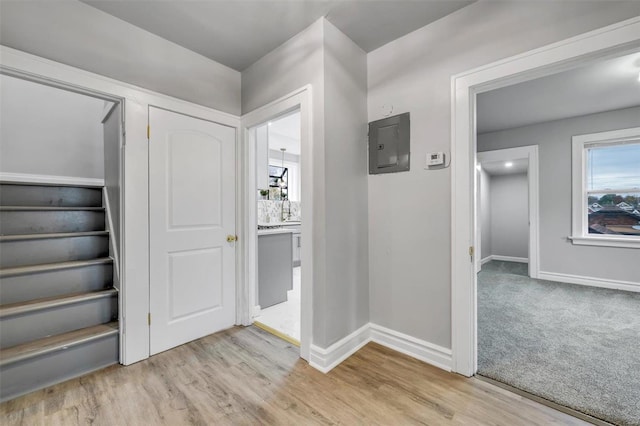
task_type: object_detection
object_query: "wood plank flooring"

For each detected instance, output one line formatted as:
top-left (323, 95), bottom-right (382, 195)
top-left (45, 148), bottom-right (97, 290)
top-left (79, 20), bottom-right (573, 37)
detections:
top-left (1, 326), bottom-right (588, 425)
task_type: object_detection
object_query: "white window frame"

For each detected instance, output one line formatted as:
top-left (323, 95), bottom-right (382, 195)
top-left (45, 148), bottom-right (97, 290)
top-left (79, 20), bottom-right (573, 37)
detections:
top-left (571, 127), bottom-right (640, 249)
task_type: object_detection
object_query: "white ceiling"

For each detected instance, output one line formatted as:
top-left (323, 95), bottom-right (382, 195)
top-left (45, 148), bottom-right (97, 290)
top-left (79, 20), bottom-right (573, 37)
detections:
top-left (480, 159), bottom-right (528, 176)
top-left (82, 0), bottom-right (473, 71)
top-left (268, 111), bottom-right (301, 156)
top-left (477, 51), bottom-right (640, 134)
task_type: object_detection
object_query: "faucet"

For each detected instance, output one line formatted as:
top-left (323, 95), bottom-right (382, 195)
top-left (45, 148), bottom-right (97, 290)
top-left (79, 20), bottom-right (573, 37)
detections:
top-left (281, 198), bottom-right (291, 222)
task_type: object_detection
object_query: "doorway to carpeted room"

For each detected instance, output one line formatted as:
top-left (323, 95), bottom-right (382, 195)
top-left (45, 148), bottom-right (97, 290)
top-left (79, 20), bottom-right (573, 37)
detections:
top-left (477, 260), bottom-right (640, 426)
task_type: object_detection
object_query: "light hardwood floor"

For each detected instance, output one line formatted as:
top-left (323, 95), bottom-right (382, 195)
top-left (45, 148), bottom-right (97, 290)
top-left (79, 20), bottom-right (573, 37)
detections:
top-left (1, 326), bottom-right (588, 425)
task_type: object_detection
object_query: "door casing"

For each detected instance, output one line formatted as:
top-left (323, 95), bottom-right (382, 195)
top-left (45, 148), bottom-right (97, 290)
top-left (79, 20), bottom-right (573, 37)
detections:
top-left (239, 86), bottom-right (314, 361)
top-left (451, 17), bottom-right (640, 377)
top-left (476, 145), bottom-right (539, 278)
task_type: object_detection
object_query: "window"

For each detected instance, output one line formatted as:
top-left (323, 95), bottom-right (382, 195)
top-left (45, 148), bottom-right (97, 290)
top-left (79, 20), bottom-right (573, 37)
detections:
top-left (571, 127), bottom-right (640, 248)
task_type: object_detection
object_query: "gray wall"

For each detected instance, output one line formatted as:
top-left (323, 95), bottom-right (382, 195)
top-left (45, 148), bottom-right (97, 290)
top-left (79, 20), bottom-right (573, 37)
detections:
top-left (322, 20), bottom-right (369, 347)
top-left (490, 173), bottom-right (529, 259)
top-left (480, 169), bottom-right (491, 262)
top-left (243, 19), bottom-right (369, 348)
top-left (243, 20), bottom-right (329, 346)
top-left (367, 1), bottom-right (640, 349)
top-left (0, 75), bottom-right (104, 179)
top-left (478, 107), bottom-right (640, 283)
top-left (0, 1), bottom-right (241, 115)
top-left (242, 20), bottom-right (325, 115)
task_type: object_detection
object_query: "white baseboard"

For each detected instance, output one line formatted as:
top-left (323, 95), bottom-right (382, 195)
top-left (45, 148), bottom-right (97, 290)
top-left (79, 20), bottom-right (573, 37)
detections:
top-left (309, 323), bottom-right (370, 373)
top-left (309, 322), bottom-right (452, 374)
top-left (369, 324), bottom-right (452, 372)
top-left (251, 305), bottom-right (261, 318)
top-left (480, 256), bottom-right (493, 265)
top-left (489, 255), bottom-right (528, 263)
top-left (538, 271), bottom-right (639, 293)
top-left (0, 172), bottom-right (104, 187)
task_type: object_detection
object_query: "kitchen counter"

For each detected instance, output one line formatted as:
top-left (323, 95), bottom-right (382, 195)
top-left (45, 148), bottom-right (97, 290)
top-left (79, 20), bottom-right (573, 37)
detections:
top-left (258, 220), bottom-right (300, 227)
top-left (257, 220), bottom-right (301, 236)
top-left (257, 228), bottom-right (296, 236)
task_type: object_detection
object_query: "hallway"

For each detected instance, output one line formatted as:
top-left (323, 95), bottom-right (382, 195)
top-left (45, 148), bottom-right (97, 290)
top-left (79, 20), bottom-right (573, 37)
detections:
top-left (1, 325), bottom-right (584, 425)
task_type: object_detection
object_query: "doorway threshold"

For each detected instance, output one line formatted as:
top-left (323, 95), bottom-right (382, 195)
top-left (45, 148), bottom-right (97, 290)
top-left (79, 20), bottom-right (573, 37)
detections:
top-left (253, 321), bottom-right (300, 347)
top-left (475, 374), bottom-right (613, 426)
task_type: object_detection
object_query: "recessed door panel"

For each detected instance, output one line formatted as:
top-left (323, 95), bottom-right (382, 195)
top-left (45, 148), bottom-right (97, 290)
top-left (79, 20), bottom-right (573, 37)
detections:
top-left (168, 248), bottom-right (222, 321)
top-left (168, 133), bottom-right (222, 228)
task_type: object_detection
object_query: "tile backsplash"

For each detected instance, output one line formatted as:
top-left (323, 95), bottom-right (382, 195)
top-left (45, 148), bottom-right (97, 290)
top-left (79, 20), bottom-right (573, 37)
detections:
top-left (258, 200), bottom-right (301, 223)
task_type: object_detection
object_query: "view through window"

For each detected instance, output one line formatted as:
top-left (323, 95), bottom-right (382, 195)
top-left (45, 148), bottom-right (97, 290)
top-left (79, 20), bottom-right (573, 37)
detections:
top-left (586, 141), bottom-right (640, 236)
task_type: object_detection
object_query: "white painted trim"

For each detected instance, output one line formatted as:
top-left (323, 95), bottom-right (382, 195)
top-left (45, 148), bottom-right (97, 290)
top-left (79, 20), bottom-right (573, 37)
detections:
top-left (104, 187), bottom-right (123, 362)
top-left (477, 144), bottom-right (539, 279)
top-left (571, 127), bottom-right (640, 249)
top-left (369, 324), bottom-right (452, 372)
top-left (309, 324), bottom-right (370, 373)
top-left (240, 85), bottom-right (313, 362)
top-left (489, 255), bottom-right (528, 264)
top-left (252, 305), bottom-right (261, 318)
top-left (538, 271), bottom-right (639, 293)
top-left (309, 323), bottom-right (453, 374)
top-left (451, 17), bottom-right (640, 377)
top-left (101, 102), bottom-right (118, 123)
top-left (0, 172), bottom-right (104, 187)
top-left (481, 255), bottom-right (529, 264)
top-left (102, 188), bottom-right (121, 285)
top-left (1, 45), bottom-right (240, 366)
top-left (568, 235), bottom-right (640, 249)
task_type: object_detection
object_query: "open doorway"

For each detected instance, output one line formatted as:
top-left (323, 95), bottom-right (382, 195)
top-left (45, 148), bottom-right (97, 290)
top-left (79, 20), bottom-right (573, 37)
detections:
top-left (476, 145), bottom-right (539, 277)
top-left (472, 50), bottom-right (640, 424)
top-left (0, 71), bottom-right (124, 400)
top-left (252, 110), bottom-right (302, 345)
top-left (239, 86), bottom-right (313, 361)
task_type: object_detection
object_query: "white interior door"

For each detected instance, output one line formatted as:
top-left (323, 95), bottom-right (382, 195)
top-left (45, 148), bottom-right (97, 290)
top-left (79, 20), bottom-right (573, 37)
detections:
top-left (149, 107), bottom-right (236, 355)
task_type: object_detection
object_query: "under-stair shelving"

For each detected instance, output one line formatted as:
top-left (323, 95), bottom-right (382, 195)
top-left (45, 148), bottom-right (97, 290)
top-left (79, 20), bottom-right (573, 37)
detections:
top-left (0, 183), bottom-right (119, 402)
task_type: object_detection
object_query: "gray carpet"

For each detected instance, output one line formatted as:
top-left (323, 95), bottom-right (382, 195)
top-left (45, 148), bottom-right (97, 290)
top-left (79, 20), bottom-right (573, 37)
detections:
top-left (478, 261), bottom-right (640, 426)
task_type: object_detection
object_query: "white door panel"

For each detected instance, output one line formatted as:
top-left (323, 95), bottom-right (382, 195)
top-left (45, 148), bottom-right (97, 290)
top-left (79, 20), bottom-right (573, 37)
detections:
top-left (149, 107), bottom-right (236, 355)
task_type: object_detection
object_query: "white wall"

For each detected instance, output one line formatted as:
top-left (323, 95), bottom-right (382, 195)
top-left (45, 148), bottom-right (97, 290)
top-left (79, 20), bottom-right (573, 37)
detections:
top-left (489, 173), bottom-right (529, 259)
top-left (256, 125), bottom-right (269, 190)
top-left (480, 168), bottom-right (491, 261)
top-left (478, 107), bottom-right (640, 283)
top-left (243, 18), bottom-right (369, 348)
top-left (0, 75), bottom-right (105, 179)
top-left (367, 1), bottom-right (640, 349)
top-left (0, 1), bottom-right (240, 115)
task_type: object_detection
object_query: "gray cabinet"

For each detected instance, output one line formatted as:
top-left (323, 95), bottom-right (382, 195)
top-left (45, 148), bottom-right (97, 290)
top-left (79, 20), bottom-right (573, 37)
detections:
top-left (292, 232), bottom-right (301, 267)
top-left (258, 232), bottom-right (293, 309)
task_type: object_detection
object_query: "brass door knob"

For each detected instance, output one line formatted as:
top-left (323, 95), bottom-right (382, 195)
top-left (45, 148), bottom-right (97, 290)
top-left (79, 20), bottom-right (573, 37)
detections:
top-left (227, 235), bottom-right (238, 242)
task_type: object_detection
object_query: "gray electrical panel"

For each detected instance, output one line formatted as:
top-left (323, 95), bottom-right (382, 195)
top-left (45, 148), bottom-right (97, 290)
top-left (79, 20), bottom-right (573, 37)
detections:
top-left (368, 112), bottom-right (410, 174)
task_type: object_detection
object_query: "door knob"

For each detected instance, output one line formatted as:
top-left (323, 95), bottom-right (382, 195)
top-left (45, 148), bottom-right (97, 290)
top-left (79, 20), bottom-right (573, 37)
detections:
top-left (227, 235), bottom-right (238, 242)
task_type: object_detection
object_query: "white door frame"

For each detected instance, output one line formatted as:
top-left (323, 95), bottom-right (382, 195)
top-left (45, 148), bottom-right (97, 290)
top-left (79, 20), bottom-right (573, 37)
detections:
top-left (0, 64), bottom-right (126, 361)
top-left (477, 145), bottom-right (539, 278)
top-left (451, 16), bottom-right (640, 377)
top-left (239, 86), bottom-right (313, 361)
top-left (0, 46), bottom-right (240, 365)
